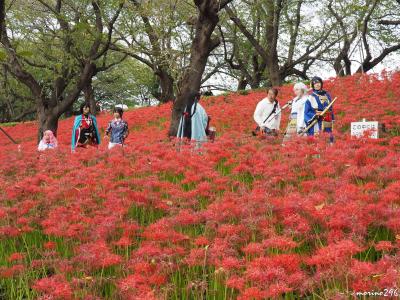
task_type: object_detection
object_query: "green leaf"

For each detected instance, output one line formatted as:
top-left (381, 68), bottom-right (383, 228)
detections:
top-left (17, 50), bottom-right (34, 58)
top-left (0, 49), bottom-right (7, 61)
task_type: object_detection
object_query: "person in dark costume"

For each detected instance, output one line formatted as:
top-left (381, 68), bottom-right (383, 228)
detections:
top-left (304, 77), bottom-right (335, 142)
top-left (105, 107), bottom-right (129, 149)
top-left (71, 103), bottom-right (101, 151)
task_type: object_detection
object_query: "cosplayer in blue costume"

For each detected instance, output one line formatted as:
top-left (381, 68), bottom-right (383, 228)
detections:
top-left (177, 92), bottom-right (208, 142)
top-left (304, 76), bottom-right (335, 141)
top-left (71, 103), bottom-right (101, 151)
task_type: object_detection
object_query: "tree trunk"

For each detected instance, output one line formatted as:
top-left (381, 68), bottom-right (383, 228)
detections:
top-left (334, 59), bottom-right (345, 77)
top-left (168, 2), bottom-right (223, 137)
top-left (1, 65), bottom-right (13, 120)
top-left (265, 0), bottom-right (283, 86)
top-left (37, 104), bottom-right (59, 141)
top-left (249, 71), bottom-right (263, 89)
top-left (267, 64), bottom-right (281, 86)
top-left (344, 56), bottom-right (352, 75)
top-left (64, 103), bottom-right (74, 118)
top-left (237, 76), bottom-right (248, 90)
top-left (84, 79), bottom-right (97, 115)
top-left (334, 47), bottom-right (352, 77)
top-left (158, 70), bottom-right (175, 103)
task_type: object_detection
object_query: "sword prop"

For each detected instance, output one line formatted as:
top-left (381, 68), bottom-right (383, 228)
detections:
top-left (299, 97), bottom-right (337, 136)
top-left (0, 126), bottom-right (18, 144)
top-left (263, 101), bottom-right (292, 125)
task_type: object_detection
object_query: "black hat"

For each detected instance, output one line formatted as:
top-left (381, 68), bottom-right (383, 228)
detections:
top-left (311, 76), bottom-right (323, 90)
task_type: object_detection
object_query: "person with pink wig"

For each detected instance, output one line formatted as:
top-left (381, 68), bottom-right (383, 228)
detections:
top-left (38, 130), bottom-right (58, 151)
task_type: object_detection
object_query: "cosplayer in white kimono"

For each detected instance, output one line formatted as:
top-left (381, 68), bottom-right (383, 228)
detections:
top-left (282, 82), bottom-right (309, 142)
top-left (177, 92), bottom-right (208, 142)
top-left (253, 88), bottom-right (281, 136)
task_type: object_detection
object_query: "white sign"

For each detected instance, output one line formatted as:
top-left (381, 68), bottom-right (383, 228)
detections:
top-left (351, 121), bottom-right (379, 139)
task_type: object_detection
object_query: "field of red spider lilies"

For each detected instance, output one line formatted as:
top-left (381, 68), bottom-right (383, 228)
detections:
top-left (1, 72), bottom-right (400, 300)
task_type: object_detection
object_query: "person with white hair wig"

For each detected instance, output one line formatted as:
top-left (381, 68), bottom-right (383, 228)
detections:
top-left (282, 82), bottom-right (309, 143)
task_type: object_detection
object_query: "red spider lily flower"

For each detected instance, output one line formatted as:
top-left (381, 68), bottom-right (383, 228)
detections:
top-left (375, 241), bottom-right (394, 252)
top-left (118, 274), bottom-right (158, 299)
top-left (0, 225), bottom-right (20, 238)
top-left (75, 240), bottom-right (122, 270)
top-left (306, 240), bottom-right (362, 270)
top-left (0, 207), bottom-right (7, 218)
top-left (8, 252), bottom-right (24, 262)
top-left (217, 256), bottom-right (243, 271)
top-left (134, 242), bottom-right (164, 259)
top-left (349, 256), bottom-right (400, 291)
top-left (226, 275), bottom-right (246, 290)
top-left (209, 238), bottom-right (239, 262)
top-left (194, 236), bottom-right (210, 247)
top-left (114, 236), bottom-right (132, 247)
top-left (237, 287), bottom-right (268, 300)
top-left (265, 282), bottom-right (293, 298)
top-left (44, 241), bottom-right (57, 250)
top-left (171, 209), bottom-right (201, 226)
top-left (0, 264), bottom-right (25, 278)
top-left (386, 217), bottom-right (400, 232)
top-left (185, 248), bottom-right (208, 267)
top-left (32, 275), bottom-right (72, 300)
top-left (147, 273), bottom-right (167, 286)
top-left (142, 221), bottom-right (189, 244)
top-left (119, 222), bottom-right (140, 236)
top-left (242, 242), bottom-right (264, 256)
top-left (262, 236), bottom-right (298, 251)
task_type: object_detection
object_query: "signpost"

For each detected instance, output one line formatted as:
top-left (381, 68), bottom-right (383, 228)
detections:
top-left (351, 119), bottom-right (379, 139)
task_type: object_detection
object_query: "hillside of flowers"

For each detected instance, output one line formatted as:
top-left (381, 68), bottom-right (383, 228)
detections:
top-left (1, 72), bottom-right (400, 300)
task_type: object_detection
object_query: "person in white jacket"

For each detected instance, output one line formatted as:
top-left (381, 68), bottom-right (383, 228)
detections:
top-left (283, 82), bottom-right (309, 142)
top-left (253, 88), bottom-right (281, 136)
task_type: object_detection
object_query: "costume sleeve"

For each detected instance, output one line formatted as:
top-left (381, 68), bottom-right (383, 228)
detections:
top-left (71, 116), bottom-right (80, 151)
top-left (253, 101), bottom-right (264, 127)
top-left (202, 107), bottom-right (208, 130)
top-left (274, 103), bottom-right (281, 130)
top-left (190, 104), bottom-right (208, 141)
top-left (38, 141), bottom-right (45, 151)
top-left (177, 116), bottom-right (184, 138)
top-left (92, 115), bottom-right (101, 145)
top-left (296, 98), bottom-right (306, 129)
top-left (124, 121), bottom-right (129, 138)
top-left (105, 121), bottom-right (112, 135)
top-left (196, 104), bottom-right (208, 131)
top-left (327, 92), bottom-right (335, 121)
top-left (304, 99), bottom-right (315, 125)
